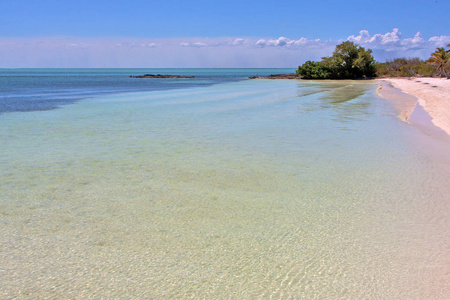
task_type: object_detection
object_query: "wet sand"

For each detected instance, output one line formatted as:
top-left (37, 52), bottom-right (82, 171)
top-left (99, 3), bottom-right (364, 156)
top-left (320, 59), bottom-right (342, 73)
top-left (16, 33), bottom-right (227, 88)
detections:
top-left (377, 78), bottom-right (450, 136)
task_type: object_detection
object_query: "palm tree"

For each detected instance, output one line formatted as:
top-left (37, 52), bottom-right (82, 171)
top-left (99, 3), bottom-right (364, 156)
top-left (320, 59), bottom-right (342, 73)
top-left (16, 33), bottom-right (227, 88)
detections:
top-left (428, 47), bottom-right (450, 77)
top-left (447, 44), bottom-right (450, 79)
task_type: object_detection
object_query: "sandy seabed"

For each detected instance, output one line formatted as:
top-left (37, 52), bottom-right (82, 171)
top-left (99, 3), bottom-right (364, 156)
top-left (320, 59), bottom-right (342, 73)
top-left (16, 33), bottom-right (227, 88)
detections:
top-left (2, 78), bottom-right (450, 298)
top-left (378, 77), bottom-right (450, 136)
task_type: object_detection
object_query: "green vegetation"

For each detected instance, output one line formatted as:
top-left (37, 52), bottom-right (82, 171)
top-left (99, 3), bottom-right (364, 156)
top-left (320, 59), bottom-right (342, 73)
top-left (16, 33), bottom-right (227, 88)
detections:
top-left (377, 44), bottom-right (450, 77)
top-left (376, 58), bottom-right (435, 77)
top-left (297, 42), bottom-right (450, 79)
top-left (427, 45), bottom-right (450, 77)
top-left (296, 41), bottom-right (377, 79)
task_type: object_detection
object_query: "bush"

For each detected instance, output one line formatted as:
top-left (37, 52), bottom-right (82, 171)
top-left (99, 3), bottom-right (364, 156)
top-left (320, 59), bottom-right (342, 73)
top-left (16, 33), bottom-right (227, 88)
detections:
top-left (376, 58), bottom-right (434, 77)
top-left (296, 61), bottom-right (331, 79)
top-left (297, 41), bottom-right (376, 79)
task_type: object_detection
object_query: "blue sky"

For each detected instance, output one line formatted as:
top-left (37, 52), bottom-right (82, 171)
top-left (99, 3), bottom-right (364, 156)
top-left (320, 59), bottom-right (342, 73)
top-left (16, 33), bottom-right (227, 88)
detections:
top-left (1, 0), bottom-right (449, 67)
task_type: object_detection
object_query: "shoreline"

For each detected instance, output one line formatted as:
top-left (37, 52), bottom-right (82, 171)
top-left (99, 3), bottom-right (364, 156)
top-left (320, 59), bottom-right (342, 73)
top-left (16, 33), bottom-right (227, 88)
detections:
top-left (377, 77), bottom-right (450, 136)
top-left (377, 77), bottom-right (450, 177)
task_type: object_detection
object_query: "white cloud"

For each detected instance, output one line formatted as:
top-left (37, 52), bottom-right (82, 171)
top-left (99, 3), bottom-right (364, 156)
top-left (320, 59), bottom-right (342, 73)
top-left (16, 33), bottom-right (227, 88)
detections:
top-left (347, 28), bottom-right (450, 51)
top-left (428, 35), bottom-right (450, 47)
top-left (171, 36), bottom-right (330, 49)
top-left (179, 41), bottom-right (210, 47)
top-left (253, 36), bottom-right (330, 49)
top-left (293, 37), bottom-right (309, 46)
top-left (116, 41), bottom-right (161, 48)
top-left (401, 32), bottom-right (425, 49)
top-left (255, 39), bottom-right (267, 47)
top-left (192, 42), bottom-right (207, 47)
top-left (140, 43), bottom-right (159, 48)
top-left (231, 38), bottom-right (244, 46)
top-left (231, 38), bottom-right (251, 46)
top-left (376, 28), bottom-right (402, 45)
top-left (350, 28), bottom-right (403, 49)
top-left (68, 42), bottom-right (90, 48)
top-left (1, 30), bottom-right (449, 67)
top-left (411, 32), bottom-right (424, 43)
top-left (267, 37), bottom-right (290, 46)
top-left (348, 30), bottom-right (370, 43)
top-left (345, 28), bottom-right (450, 60)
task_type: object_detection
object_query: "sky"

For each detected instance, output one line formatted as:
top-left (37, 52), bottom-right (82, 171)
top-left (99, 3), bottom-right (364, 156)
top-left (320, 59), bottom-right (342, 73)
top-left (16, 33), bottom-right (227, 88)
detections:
top-left (1, 0), bottom-right (449, 68)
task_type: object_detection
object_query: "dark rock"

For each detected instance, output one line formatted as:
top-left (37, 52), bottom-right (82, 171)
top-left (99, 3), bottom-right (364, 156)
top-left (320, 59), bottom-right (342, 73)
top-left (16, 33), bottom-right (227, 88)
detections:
top-left (130, 74), bottom-right (195, 78)
top-left (249, 73), bottom-right (300, 79)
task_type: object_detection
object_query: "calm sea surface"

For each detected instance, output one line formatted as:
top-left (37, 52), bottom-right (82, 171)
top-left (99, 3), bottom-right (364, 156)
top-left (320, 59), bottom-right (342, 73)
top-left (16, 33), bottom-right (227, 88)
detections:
top-left (1, 69), bottom-right (449, 298)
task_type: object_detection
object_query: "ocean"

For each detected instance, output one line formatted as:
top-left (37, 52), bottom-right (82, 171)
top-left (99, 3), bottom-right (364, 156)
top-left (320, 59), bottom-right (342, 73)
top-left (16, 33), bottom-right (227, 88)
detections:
top-left (1, 69), bottom-right (449, 298)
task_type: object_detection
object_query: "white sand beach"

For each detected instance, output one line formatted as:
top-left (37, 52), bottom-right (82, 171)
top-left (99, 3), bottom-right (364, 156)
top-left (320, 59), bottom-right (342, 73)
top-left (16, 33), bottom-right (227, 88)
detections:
top-left (378, 77), bottom-right (450, 136)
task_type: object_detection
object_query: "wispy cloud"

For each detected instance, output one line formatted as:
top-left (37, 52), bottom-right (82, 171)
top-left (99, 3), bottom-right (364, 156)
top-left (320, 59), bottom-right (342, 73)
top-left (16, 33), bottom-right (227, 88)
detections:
top-left (254, 37), bottom-right (327, 49)
top-left (178, 36), bottom-right (330, 49)
top-left (180, 41), bottom-right (208, 47)
top-left (0, 29), bottom-right (449, 67)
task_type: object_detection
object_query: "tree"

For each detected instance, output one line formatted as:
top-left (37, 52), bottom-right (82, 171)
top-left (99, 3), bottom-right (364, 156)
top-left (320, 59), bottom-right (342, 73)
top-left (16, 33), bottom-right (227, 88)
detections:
top-left (297, 41), bottom-right (377, 79)
top-left (428, 47), bottom-right (450, 77)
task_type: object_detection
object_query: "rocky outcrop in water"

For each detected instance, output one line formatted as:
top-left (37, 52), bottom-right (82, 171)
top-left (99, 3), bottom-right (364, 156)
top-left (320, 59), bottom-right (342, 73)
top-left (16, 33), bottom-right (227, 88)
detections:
top-left (249, 74), bottom-right (300, 79)
top-left (130, 74), bottom-right (195, 78)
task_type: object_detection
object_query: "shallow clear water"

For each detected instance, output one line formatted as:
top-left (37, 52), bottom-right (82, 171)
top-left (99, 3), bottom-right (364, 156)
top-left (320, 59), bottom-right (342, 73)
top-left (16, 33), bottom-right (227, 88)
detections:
top-left (0, 71), bottom-right (449, 298)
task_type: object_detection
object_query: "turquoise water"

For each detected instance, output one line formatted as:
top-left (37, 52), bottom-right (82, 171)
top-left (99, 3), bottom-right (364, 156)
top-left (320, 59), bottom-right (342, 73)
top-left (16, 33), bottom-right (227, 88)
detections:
top-left (1, 70), bottom-right (449, 298)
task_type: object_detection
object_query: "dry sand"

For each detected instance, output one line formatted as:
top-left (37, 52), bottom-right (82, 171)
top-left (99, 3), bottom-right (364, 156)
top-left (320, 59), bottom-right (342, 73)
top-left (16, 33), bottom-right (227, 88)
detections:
top-left (377, 77), bottom-right (450, 136)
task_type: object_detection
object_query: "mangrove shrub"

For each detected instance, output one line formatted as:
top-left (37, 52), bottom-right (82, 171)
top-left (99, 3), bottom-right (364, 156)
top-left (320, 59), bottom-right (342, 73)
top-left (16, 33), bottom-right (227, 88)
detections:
top-left (297, 41), bottom-right (377, 79)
